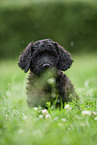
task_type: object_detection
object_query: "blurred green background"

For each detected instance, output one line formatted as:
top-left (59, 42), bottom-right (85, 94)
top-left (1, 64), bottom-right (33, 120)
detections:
top-left (0, 0), bottom-right (97, 58)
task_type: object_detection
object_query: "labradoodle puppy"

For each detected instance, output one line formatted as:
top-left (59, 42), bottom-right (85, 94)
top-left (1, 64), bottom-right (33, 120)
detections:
top-left (18, 39), bottom-right (78, 108)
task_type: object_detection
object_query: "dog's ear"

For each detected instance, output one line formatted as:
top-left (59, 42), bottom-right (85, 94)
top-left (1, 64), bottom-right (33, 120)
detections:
top-left (55, 42), bottom-right (73, 71)
top-left (18, 42), bottom-right (33, 73)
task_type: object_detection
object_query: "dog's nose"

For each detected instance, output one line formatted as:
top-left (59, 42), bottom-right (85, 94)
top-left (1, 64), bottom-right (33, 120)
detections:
top-left (43, 64), bottom-right (50, 69)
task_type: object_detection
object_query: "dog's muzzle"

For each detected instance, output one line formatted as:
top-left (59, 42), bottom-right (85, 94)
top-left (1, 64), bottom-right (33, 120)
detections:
top-left (42, 64), bottom-right (50, 69)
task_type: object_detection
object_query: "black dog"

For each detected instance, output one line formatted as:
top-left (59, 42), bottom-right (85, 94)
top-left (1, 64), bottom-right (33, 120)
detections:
top-left (18, 39), bottom-right (78, 108)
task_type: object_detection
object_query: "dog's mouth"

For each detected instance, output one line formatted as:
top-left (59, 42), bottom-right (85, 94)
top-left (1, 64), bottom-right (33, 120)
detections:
top-left (33, 63), bottom-right (55, 75)
top-left (42, 63), bottom-right (55, 73)
top-left (42, 63), bottom-right (51, 69)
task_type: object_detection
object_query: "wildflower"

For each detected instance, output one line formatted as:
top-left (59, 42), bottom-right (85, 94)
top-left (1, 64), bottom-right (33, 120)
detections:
top-left (32, 130), bottom-right (42, 136)
top-left (81, 121), bottom-right (89, 127)
top-left (68, 128), bottom-right (70, 130)
top-left (80, 123), bottom-right (85, 127)
top-left (94, 117), bottom-right (97, 120)
top-left (45, 114), bottom-right (51, 119)
top-left (42, 109), bottom-right (48, 115)
top-left (4, 107), bottom-right (7, 110)
top-left (92, 111), bottom-right (96, 116)
top-left (81, 111), bottom-right (91, 116)
top-left (58, 123), bottom-right (63, 127)
top-left (65, 104), bottom-right (72, 111)
top-left (39, 115), bottom-right (43, 118)
top-left (54, 116), bottom-right (59, 121)
top-left (61, 118), bottom-right (66, 122)
top-left (34, 107), bottom-right (38, 111)
top-left (65, 104), bottom-right (70, 109)
top-left (6, 114), bottom-right (8, 119)
top-left (18, 129), bottom-right (24, 134)
top-left (22, 115), bottom-right (28, 120)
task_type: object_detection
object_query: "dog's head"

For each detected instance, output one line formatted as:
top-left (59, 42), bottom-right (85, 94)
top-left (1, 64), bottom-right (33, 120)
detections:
top-left (18, 39), bottom-right (73, 75)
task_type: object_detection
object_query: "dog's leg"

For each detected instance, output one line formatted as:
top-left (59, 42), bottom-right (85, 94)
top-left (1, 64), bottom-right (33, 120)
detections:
top-left (56, 70), bottom-right (78, 106)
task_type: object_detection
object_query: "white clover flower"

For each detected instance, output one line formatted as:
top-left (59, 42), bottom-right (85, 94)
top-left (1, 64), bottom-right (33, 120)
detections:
top-left (65, 104), bottom-right (72, 111)
top-left (58, 123), bottom-right (63, 127)
top-left (22, 115), bottom-right (28, 120)
top-left (6, 91), bottom-right (11, 96)
top-left (80, 123), bottom-right (85, 127)
top-left (34, 107), bottom-right (38, 111)
top-left (18, 129), bottom-right (24, 134)
top-left (92, 111), bottom-right (96, 116)
top-left (42, 109), bottom-right (48, 115)
top-left (81, 121), bottom-right (89, 127)
top-left (6, 114), bottom-right (8, 119)
top-left (4, 107), bottom-right (7, 110)
top-left (45, 114), bottom-right (51, 119)
top-left (65, 104), bottom-right (70, 109)
top-left (61, 118), bottom-right (66, 122)
top-left (54, 116), bottom-right (59, 121)
top-left (39, 115), bottom-right (43, 118)
top-left (21, 113), bottom-right (25, 116)
top-left (94, 117), bottom-right (97, 120)
top-left (32, 130), bottom-right (42, 136)
top-left (81, 110), bottom-right (91, 116)
top-left (68, 128), bottom-right (70, 130)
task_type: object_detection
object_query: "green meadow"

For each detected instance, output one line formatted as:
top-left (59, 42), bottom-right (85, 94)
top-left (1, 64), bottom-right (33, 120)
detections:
top-left (0, 54), bottom-right (97, 145)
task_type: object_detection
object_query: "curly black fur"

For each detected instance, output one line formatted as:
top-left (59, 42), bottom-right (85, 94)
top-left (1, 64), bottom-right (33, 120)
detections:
top-left (18, 39), bottom-right (78, 108)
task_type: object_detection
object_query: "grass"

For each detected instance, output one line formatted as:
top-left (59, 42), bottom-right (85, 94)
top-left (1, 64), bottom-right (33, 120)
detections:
top-left (0, 53), bottom-right (97, 145)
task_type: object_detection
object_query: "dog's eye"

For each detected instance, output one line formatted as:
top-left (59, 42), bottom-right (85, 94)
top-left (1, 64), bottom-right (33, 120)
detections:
top-left (36, 53), bottom-right (42, 57)
top-left (49, 53), bottom-right (57, 57)
top-left (51, 53), bottom-right (55, 56)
